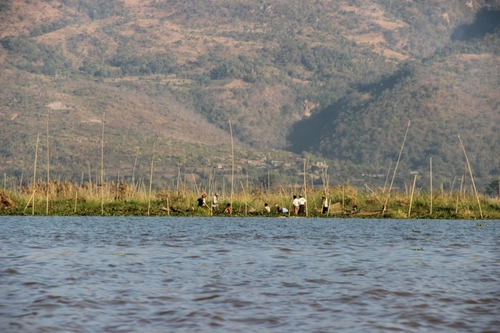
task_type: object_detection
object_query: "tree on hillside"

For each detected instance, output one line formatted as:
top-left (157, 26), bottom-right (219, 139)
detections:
top-left (485, 179), bottom-right (500, 198)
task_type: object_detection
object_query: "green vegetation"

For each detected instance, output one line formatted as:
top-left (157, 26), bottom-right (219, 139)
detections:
top-left (1, 180), bottom-right (499, 219)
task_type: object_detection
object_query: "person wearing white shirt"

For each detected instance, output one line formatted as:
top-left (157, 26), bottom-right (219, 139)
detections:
top-left (292, 195), bottom-right (299, 214)
top-left (298, 195), bottom-right (306, 215)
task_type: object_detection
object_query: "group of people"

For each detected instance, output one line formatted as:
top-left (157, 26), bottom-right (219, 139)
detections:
top-left (197, 193), bottom-right (231, 213)
top-left (264, 194), bottom-right (328, 215)
top-left (197, 192), bottom-right (332, 216)
top-left (264, 203), bottom-right (289, 214)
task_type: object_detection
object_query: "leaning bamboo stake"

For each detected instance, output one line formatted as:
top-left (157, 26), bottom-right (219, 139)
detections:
top-left (383, 161), bottom-right (393, 194)
top-left (192, 174), bottom-right (198, 194)
top-left (24, 189), bottom-right (37, 214)
top-left (32, 133), bottom-right (40, 215)
top-left (147, 142), bottom-right (155, 216)
top-left (458, 135), bottom-right (483, 219)
top-left (429, 157), bottom-right (433, 215)
top-left (229, 119), bottom-right (234, 216)
top-left (101, 112), bottom-right (105, 215)
top-left (46, 110), bottom-right (50, 215)
top-left (384, 120), bottom-right (411, 209)
top-left (408, 173), bottom-right (417, 218)
top-left (132, 149), bottom-right (139, 188)
top-left (19, 163), bottom-right (24, 188)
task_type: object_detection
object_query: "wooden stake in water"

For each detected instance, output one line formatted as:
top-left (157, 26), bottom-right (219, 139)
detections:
top-left (46, 110), bottom-right (50, 215)
top-left (229, 119), bottom-right (234, 216)
top-left (458, 135), bottom-right (483, 219)
top-left (384, 120), bottom-right (411, 209)
top-left (408, 173), bottom-right (417, 218)
top-left (342, 185), bottom-right (345, 210)
top-left (32, 133), bottom-right (40, 215)
top-left (303, 159), bottom-right (308, 217)
top-left (429, 157), bottom-right (433, 215)
top-left (132, 149), bottom-right (139, 189)
top-left (101, 112), bottom-right (105, 215)
top-left (147, 142), bottom-right (155, 216)
top-left (383, 161), bottom-right (392, 194)
top-left (74, 190), bottom-right (78, 214)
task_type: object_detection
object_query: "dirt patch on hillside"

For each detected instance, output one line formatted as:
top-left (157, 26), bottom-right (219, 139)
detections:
top-left (381, 48), bottom-right (408, 61)
top-left (348, 32), bottom-right (385, 45)
top-left (341, 2), bottom-right (408, 62)
top-left (456, 53), bottom-right (495, 61)
top-left (224, 80), bottom-right (250, 89)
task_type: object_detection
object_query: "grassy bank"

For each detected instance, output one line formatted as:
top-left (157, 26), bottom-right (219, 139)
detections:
top-left (1, 181), bottom-right (499, 219)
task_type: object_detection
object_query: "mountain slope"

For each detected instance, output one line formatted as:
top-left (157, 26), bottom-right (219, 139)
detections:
top-left (0, 0), bottom-right (499, 190)
top-left (289, 36), bottom-right (500, 187)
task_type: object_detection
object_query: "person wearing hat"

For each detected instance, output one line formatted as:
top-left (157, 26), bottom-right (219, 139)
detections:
top-left (197, 193), bottom-right (207, 207)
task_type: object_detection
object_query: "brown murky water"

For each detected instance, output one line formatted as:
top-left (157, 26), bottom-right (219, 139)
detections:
top-left (1, 217), bottom-right (499, 332)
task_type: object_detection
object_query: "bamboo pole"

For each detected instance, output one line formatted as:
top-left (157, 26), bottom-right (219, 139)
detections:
top-left (303, 159), bottom-right (308, 217)
top-left (460, 174), bottom-right (464, 198)
top-left (24, 189), bottom-right (37, 214)
top-left (32, 133), bottom-right (40, 215)
top-left (132, 149), bottom-right (139, 188)
top-left (46, 110), bottom-right (50, 215)
top-left (408, 173), bottom-right (417, 218)
top-left (458, 135), bottom-right (483, 219)
top-left (74, 189), bottom-right (78, 213)
top-left (147, 142), bottom-right (155, 216)
top-left (429, 157), bottom-right (433, 215)
top-left (192, 174), bottom-right (199, 195)
top-left (101, 112), bottom-right (105, 215)
top-left (383, 161), bottom-right (392, 194)
top-left (240, 181), bottom-right (247, 216)
top-left (384, 120), bottom-right (411, 209)
top-left (19, 163), bottom-right (24, 188)
top-left (88, 161), bottom-right (92, 189)
top-left (229, 119), bottom-right (234, 216)
top-left (342, 185), bottom-right (345, 210)
top-left (450, 176), bottom-right (457, 197)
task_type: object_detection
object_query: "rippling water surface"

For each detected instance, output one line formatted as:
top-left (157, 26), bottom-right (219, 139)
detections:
top-left (1, 217), bottom-right (499, 332)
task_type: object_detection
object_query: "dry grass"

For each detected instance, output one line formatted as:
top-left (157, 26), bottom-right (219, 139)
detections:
top-left (1, 180), bottom-right (498, 219)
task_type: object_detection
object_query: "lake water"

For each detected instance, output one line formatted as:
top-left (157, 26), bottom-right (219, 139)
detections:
top-left (1, 217), bottom-right (499, 333)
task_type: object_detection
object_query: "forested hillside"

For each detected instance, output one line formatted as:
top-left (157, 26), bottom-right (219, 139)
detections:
top-left (0, 0), bottom-right (499, 191)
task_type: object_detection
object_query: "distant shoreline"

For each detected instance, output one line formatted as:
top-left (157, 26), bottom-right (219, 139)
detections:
top-left (1, 181), bottom-right (498, 219)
